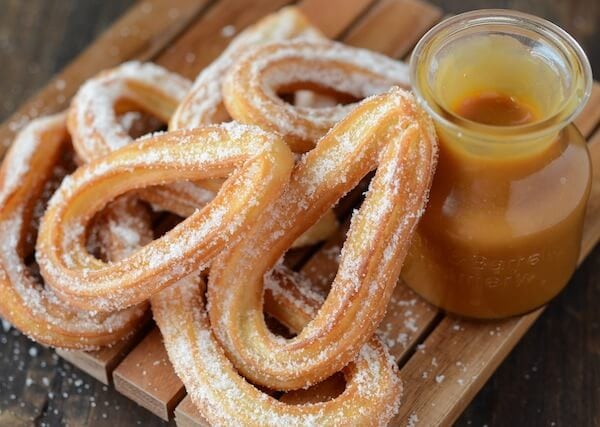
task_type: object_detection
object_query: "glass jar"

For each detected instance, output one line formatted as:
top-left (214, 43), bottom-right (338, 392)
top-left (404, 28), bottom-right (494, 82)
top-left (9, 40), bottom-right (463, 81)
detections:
top-left (404, 10), bottom-right (593, 319)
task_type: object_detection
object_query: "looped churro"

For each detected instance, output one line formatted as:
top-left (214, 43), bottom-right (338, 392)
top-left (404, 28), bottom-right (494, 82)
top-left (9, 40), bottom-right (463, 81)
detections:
top-left (0, 114), bottom-right (148, 349)
top-left (222, 40), bottom-right (411, 152)
top-left (69, 61), bottom-right (191, 161)
top-left (152, 273), bottom-right (402, 426)
top-left (67, 61), bottom-right (220, 218)
top-left (170, 6), bottom-right (323, 130)
top-left (36, 123), bottom-right (294, 311)
top-left (167, 6), bottom-right (336, 245)
top-left (208, 87), bottom-right (438, 390)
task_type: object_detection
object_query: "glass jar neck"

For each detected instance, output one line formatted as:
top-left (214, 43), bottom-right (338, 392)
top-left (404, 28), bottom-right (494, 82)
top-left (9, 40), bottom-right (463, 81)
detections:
top-left (409, 10), bottom-right (592, 156)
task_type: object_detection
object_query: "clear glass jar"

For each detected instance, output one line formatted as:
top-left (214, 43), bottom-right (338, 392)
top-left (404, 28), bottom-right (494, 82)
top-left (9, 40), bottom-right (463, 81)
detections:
top-left (404, 10), bottom-right (593, 319)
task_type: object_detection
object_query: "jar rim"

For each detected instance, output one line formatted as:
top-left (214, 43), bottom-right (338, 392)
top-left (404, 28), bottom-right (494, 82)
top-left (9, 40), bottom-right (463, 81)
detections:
top-left (409, 9), bottom-right (593, 142)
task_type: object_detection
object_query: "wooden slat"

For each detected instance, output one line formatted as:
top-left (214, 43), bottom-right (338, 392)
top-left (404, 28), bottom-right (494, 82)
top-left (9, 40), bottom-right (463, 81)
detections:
top-left (56, 315), bottom-right (151, 385)
top-left (156, 0), bottom-right (295, 79)
top-left (175, 396), bottom-right (209, 427)
top-left (0, 0), bottom-right (210, 156)
top-left (112, 328), bottom-right (185, 421)
top-left (344, 0), bottom-right (442, 57)
top-left (392, 311), bottom-right (544, 426)
top-left (298, 0), bottom-right (375, 39)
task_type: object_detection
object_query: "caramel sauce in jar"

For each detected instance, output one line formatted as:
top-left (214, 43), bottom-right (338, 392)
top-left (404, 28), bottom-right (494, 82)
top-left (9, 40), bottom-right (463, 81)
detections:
top-left (405, 11), bottom-right (593, 318)
top-left (454, 92), bottom-right (537, 126)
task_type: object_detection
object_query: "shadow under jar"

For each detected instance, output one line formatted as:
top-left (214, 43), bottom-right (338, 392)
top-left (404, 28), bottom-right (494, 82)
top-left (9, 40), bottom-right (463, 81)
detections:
top-left (404, 10), bottom-right (593, 319)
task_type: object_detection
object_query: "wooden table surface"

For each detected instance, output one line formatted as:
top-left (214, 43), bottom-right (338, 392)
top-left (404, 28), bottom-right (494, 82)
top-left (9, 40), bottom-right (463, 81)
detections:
top-left (0, 1), bottom-right (598, 426)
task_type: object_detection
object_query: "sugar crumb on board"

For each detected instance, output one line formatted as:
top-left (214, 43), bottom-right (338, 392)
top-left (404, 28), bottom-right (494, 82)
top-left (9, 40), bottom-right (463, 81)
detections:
top-left (221, 25), bottom-right (236, 38)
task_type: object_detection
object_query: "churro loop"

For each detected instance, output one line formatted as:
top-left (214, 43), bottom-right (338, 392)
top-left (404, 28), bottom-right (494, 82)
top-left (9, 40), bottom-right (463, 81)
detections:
top-left (222, 40), bottom-right (411, 152)
top-left (170, 6), bottom-right (323, 130)
top-left (208, 88), bottom-right (437, 390)
top-left (69, 61), bottom-right (191, 161)
top-left (66, 61), bottom-right (219, 218)
top-left (151, 274), bottom-right (402, 426)
top-left (36, 124), bottom-right (294, 311)
top-left (0, 114), bottom-right (147, 349)
top-left (168, 7), bottom-right (336, 244)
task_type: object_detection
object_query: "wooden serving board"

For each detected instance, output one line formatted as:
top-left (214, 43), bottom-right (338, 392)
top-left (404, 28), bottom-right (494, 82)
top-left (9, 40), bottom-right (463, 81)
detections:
top-left (2, 0), bottom-right (600, 425)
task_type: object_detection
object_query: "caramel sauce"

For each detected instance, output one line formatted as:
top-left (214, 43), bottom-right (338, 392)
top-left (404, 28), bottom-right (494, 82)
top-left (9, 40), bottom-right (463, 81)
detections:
top-left (453, 92), bottom-right (537, 126)
top-left (402, 92), bottom-right (591, 319)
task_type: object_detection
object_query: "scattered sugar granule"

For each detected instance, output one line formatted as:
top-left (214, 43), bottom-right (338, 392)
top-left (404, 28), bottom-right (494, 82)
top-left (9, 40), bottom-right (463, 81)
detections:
top-left (457, 378), bottom-right (465, 386)
top-left (42, 377), bottom-right (50, 386)
top-left (403, 317), bottom-right (418, 332)
top-left (435, 374), bottom-right (445, 384)
top-left (54, 79), bottom-right (66, 91)
top-left (141, 2), bottom-right (153, 14)
top-left (407, 413), bottom-right (419, 427)
top-left (185, 52), bottom-right (196, 64)
top-left (74, 379), bottom-right (83, 387)
top-left (221, 25), bottom-right (236, 37)
top-left (28, 346), bottom-right (38, 357)
top-left (25, 378), bottom-right (34, 387)
top-left (1, 318), bottom-right (11, 332)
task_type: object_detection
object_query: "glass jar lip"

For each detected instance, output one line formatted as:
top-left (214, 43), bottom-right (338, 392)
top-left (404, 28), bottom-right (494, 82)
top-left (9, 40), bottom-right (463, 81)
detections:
top-left (409, 9), bottom-right (593, 141)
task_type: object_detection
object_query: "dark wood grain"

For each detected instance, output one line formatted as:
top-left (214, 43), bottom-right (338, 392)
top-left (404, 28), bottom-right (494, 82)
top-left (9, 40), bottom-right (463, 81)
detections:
top-left (0, 1), bottom-right (598, 426)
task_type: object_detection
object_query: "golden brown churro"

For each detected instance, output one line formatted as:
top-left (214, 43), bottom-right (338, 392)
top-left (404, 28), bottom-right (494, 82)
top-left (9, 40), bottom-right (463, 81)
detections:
top-left (208, 88), bottom-right (437, 390)
top-left (36, 124), bottom-right (293, 311)
top-left (0, 114), bottom-right (148, 349)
